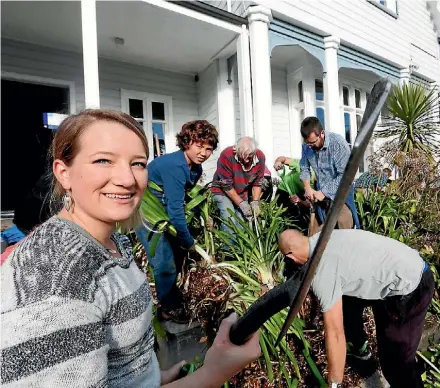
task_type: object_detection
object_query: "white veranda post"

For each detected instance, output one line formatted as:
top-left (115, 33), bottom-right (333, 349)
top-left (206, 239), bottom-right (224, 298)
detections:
top-left (323, 36), bottom-right (342, 136)
top-left (81, 0), bottom-right (100, 108)
top-left (247, 6), bottom-right (274, 169)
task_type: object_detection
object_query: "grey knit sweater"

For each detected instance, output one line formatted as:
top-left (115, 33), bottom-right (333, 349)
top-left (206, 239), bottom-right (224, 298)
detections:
top-left (1, 217), bottom-right (161, 387)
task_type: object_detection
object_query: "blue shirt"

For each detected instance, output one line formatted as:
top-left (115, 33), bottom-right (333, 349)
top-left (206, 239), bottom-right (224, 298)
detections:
top-left (148, 150), bottom-right (202, 249)
top-left (300, 132), bottom-right (350, 200)
top-left (355, 171), bottom-right (388, 189)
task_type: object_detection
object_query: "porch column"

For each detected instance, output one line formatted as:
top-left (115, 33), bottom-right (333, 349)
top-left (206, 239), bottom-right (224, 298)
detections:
top-left (217, 57), bottom-right (236, 150)
top-left (399, 68), bottom-right (411, 85)
top-left (246, 6), bottom-right (273, 166)
top-left (81, 0), bottom-right (100, 108)
top-left (236, 24), bottom-right (254, 137)
top-left (323, 36), bottom-right (342, 136)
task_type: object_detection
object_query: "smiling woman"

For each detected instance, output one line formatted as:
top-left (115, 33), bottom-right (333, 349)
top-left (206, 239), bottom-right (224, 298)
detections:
top-left (50, 110), bottom-right (149, 234)
top-left (1, 110), bottom-right (260, 388)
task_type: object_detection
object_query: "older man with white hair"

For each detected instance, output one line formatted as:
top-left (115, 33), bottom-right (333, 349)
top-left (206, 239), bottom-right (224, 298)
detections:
top-left (211, 137), bottom-right (266, 234)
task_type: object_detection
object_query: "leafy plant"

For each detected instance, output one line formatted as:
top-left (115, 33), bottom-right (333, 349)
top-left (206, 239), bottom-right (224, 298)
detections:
top-left (375, 82), bottom-right (440, 157)
top-left (355, 190), bottom-right (418, 244)
top-left (211, 201), bottom-right (326, 387)
top-left (139, 182), bottom-right (212, 263)
top-left (419, 342), bottom-right (440, 387)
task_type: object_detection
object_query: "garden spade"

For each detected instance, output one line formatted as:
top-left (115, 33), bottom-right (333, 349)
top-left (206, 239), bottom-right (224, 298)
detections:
top-left (228, 78), bottom-right (392, 346)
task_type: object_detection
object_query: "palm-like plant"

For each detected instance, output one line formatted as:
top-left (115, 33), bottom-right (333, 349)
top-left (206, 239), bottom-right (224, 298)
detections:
top-left (375, 82), bottom-right (440, 157)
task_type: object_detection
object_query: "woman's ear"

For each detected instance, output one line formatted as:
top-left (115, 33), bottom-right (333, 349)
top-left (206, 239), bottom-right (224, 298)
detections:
top-left (53, 159), bottom-right (71, 191)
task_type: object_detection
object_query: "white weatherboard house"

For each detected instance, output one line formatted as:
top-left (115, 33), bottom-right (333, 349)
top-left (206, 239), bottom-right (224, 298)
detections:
top-left (1, 0), bottom-right (440, 218)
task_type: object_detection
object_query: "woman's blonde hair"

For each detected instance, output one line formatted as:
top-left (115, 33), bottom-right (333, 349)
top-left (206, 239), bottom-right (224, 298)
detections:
top-left (50, 109), bottom-right (149, 231)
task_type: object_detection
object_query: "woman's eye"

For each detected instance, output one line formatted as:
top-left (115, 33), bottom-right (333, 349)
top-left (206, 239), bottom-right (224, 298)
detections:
top-left (132, 162), bottom-right (147, 168)
top-left (94, 159), bottom-right (110, 164)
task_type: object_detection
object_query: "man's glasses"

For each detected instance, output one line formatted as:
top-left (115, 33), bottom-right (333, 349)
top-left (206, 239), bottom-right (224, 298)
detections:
top-left (304, 133), bottom-right (324, 147)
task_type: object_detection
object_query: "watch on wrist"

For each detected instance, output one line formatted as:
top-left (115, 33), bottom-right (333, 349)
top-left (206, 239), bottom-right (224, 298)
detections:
top-left (329, 383), bottom-right (342, 388)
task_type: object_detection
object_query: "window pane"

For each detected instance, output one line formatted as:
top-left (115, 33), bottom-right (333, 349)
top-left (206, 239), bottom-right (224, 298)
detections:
top-left (152, 102), bottom-right (165, 121)
top-left (355, 89), bottom-right (361, 108)
top-left (152, 123), bottom-right (165, 158)
top-left (129, 99), bottom-right (144, 118)
top-left (344, 112), bottom-right (351, 144)
top-left (315, 80), bottom-right (324, 101)
top-left (343, 86), bottom-right (349, 106)
top-left (316, 107), bottom-right (325, 129)
top-left (298, 81), bottom-right (304, 103)
top-left (356, 114), bottom-right (362, 130)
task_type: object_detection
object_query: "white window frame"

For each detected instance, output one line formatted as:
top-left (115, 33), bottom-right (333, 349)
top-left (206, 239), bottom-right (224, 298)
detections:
top-left (339, 81), bottom-right (370, 171)
top-left (315, 78), bottom-right (325, 129)
top-left (341, 84), bottom-right (356, 146)
top-left (121, 90), bottom-right (175, 160)
top-left (1, 71), bottom-right (76, 113)
top-left (367, 0), bottom-right (398, 18)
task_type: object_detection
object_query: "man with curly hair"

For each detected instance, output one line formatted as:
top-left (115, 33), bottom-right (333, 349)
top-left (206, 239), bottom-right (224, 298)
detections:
top-left (136, 120), bottom-right (218, 323)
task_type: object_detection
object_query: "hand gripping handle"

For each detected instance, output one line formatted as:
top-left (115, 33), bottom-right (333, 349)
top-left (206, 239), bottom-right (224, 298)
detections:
top-left (228, 280), bottom-right (293, 345)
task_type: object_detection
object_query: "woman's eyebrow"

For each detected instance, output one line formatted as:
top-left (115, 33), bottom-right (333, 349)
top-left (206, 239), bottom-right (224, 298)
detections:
top-left (90, 151), bottom-right (147, 159)
top-left (91, 151), bottom-right (115, 157)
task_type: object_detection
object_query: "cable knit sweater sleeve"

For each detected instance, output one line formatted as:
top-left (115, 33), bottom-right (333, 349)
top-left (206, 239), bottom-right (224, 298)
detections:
top-left (1, 217), bottom-right (160, 388)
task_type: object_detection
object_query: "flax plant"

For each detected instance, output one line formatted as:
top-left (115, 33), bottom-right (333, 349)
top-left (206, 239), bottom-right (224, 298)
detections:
top-left (139, 182), bottom-right (213, 264)
top-left (212, 201), bottom-right (326, 386)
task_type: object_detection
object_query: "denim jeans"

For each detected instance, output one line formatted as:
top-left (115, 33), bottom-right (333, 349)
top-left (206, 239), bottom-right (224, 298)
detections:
top-left (213, 195), bottom-right (245, 236)
top-left (136, 224), bottom-right (183, 310)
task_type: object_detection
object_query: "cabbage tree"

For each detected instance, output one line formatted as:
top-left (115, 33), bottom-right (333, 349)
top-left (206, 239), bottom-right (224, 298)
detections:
top-left (375, 82), bottom-right (440, 157)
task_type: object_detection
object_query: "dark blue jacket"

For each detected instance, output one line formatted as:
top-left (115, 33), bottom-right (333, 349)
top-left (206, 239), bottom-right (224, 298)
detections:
top-left (148, 150), bottom-right (202, 248)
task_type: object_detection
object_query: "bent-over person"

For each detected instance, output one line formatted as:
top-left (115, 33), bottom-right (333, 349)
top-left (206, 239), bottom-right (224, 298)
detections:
top-left (279, 229), bottom-right (434, 388)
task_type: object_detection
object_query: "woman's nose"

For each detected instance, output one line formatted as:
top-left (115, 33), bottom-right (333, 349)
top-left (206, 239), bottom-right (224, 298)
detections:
top-left (113, 163), bottom-right (136, 187)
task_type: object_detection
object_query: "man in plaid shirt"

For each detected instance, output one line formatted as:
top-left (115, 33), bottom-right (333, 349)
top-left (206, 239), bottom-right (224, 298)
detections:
top-left (299, 117), bottom-right (360, 230)
top-left (355, 168), bottom-right (391, 192)
top-left (211, 137), bottom-right (265, 235)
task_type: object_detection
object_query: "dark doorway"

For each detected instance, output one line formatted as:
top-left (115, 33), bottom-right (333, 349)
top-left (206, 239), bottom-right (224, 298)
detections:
top-left (1, 79), bottom-right (69, 231)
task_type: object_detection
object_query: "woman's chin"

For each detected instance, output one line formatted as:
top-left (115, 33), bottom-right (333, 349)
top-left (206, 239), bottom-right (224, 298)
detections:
top-left (102, 210), bottom-right (136, 224)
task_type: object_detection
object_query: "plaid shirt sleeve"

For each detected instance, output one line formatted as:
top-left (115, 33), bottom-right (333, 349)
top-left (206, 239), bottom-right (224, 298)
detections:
top-left (377, 172), bottom-right (388, 187)
top-left (300, 145), bottom-right (312, 182)
top-left (321, 137), bottom-right (350, 199)
top-left (215, 151), bottom-right (234, 191)
top-left (253, 152), bottom-right (266, 187)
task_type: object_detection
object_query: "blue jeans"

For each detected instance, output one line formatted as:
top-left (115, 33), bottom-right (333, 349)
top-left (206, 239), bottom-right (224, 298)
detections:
top-left (213, 195), bottom-right (245, 236)
top-left (136, 225), bottom-right (183, 310)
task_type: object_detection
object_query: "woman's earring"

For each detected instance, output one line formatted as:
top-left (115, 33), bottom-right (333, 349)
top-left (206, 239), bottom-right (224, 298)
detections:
top-left (63, 192), bottom-right (72, 211)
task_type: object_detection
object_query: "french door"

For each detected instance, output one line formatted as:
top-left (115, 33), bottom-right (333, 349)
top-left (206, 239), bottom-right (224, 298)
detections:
top-left (121, 90), bottom-right (174, 160)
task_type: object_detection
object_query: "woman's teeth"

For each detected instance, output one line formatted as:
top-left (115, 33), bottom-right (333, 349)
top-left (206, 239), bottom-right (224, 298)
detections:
top-left (105, 194), bottom-right (133, 199)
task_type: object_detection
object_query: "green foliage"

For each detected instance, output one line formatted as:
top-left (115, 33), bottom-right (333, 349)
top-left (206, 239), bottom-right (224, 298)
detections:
top-left (419, 342), bottom-right (440, 387)
top-left (355, 190), bottom-right (418, 244)
top-left (139, 183), bottom-right (212, 263)
top-left (375, 82), bottom-right (440, 157)
top-left (211, 201), bottom-right (326, 387)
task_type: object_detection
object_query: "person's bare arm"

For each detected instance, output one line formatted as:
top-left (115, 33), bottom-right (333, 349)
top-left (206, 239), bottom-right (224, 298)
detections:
top-left (274, 156), bottom-right (293, 170)
top-left (284, 157), bottom-right (293, 165)
top-left (224, 188), bottom-right (244, 206)
top-left (252, 186), bottom-right (262, 201)
top-left (323, 298), bottom-right (346, 384)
